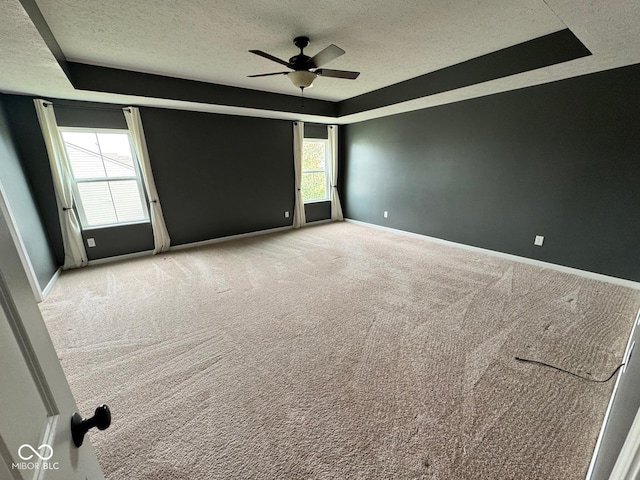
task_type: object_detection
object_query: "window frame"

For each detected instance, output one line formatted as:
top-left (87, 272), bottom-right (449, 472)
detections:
top-left (301, 138), bottom-right (331, 204)
top-left (59, 126), bottom-right (150, 230)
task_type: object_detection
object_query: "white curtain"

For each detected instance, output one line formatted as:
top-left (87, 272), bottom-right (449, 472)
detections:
top-left (33, 99), bottom-right (87, 269)
top-left (123, 107), bottom-right (171, 253)
top-left (292, 121), bottom-right (306, 229)
top-left (328, 125), bottom-right (344, 221)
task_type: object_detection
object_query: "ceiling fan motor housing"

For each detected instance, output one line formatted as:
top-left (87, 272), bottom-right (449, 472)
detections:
top-left (289, 54), bottom-right (312, 70)
top-left (291, 36), bottom-right (312, 70)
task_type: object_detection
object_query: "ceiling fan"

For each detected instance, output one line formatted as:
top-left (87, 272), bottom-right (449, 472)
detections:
top-left (248, 36), bottom-right (360, 92)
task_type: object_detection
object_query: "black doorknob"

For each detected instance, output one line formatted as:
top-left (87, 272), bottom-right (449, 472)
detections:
top-left (71, 404), bottom-right (111, 447)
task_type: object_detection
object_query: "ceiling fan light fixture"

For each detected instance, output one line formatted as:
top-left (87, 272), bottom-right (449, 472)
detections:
top-left (288, 70), bottom-right (317, 89)
top-left (249, 38), bottom-right (359, 93)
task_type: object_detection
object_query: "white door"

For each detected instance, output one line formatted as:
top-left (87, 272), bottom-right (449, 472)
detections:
top-left (0, 202), bottom-right (105, 478)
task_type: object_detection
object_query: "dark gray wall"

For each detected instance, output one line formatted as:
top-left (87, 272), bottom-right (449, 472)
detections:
top-left (68, 62), bottom-right (337, 118)
top-left (1, 96), bottom-right (154, 262)
top-left (2, 96), bottom-right (304, 262)
top-left (304, 123), bottom-right (329, 139)
top-left (54, 100), bottom-right (128, 129)
top-left (0, 95), bottom-right (57, 290)
top-left (305, 201), bottom-right (331, 223)
top-left (343, 64), bottom-right (640, 282)
top-left (2, 96), bottom-right (335, 267)
top-left (339, 29), bottom-right (590, 116)
top-left (2, 95), bottom-right (64, 266)
top-left (140, 107), bottom-right (294, 245)
top-left (81, 223), bottom-right (154, 261)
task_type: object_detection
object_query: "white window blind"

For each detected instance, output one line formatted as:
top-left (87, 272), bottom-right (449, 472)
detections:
top-left (60, 130), bottom-right (148, 228)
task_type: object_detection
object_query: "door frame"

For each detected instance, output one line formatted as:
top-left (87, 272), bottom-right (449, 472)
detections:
top-left (0, 185), bottom-right (105, 479)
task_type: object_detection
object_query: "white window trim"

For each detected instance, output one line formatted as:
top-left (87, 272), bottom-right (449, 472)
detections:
top-left (59, 126), bottom-right (150, 229)
top-left (302, 138), bottom-right (331, 204)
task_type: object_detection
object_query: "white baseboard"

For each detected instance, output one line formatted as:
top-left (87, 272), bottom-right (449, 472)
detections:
top-left (346, 219), bottom-right (640, 290)
top-left (40, 267), bottom-right (62, 300)
top-left (169, 225), bottom-right (293, 251)
top-left (87, 249), bottom-right (154, 266)
top-left (84, 226), bottom-right (295, 265)
top-left (305, 219), bottom-right (332, 227)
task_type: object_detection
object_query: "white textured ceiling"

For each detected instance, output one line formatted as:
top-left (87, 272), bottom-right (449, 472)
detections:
top-left (31, 0), bottom-right (566, 101)
top-left (1, 0), bottom-right (640, 122)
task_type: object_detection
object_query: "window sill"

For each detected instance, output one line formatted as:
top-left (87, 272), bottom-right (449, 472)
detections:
top-left (303, 199), bottom-right (331, 205)
top-left (82, 220), bottom-right (151, 231)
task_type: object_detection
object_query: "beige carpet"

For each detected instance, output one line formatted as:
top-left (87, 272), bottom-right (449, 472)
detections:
top-left (40, 222), bottom-right (640, 479)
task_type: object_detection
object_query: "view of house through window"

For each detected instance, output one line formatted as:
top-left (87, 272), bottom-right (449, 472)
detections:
top-left (302, 139), bottom-right (330, 202)
top-left (60, 129), bottom-right (148, 228)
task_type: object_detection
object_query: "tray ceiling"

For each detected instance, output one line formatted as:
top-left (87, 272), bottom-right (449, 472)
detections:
top-left (1, 0), bottom-right (640, 123)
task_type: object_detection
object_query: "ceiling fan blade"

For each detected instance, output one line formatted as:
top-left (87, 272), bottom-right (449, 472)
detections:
top-left (249, 50), bottom-right (292, 68)
top-left (247, 72), bottom-right (290, 78)
top-left (315, 69), bottom-right (360, 80)
top-left (307, 44), bottom-right (345, 68)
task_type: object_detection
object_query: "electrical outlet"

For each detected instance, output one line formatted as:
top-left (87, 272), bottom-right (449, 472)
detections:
top-left (87, 238), bottom-right (96, 247)
top-left (284, 211), bottom-right (290, 218)
top-left (534, 235), bottom-right (544, 246)
top-left (383, 211), bottom-right (388, 218)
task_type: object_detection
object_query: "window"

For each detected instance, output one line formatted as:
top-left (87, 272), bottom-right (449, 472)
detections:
top-left (301, 139), bottom-right (330, 202)
top-left (60, 129), bottom-right (149, 228)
